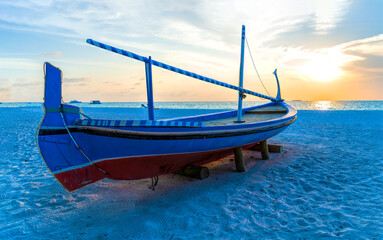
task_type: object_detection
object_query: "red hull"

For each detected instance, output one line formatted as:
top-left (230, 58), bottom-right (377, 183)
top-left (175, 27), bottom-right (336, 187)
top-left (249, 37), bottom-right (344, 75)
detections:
top-left (55, 143), bottom-right (258, 191)
top-left (55, 165), bottom-right (105, 192)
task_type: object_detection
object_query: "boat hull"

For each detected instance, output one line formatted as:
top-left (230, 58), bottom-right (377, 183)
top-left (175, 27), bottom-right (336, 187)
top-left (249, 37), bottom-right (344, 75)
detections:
top-left (39, 121), bottom-right (291, 191)
top-left (39, 126), bottom-right (286, 191)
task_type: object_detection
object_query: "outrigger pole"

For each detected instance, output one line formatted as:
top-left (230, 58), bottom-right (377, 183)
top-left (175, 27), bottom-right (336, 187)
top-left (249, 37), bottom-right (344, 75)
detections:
top-left (86, 32), bottom-right (281, 120)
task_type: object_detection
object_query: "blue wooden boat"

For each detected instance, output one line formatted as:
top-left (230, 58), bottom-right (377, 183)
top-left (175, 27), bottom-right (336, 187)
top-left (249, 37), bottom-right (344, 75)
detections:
top-left (36, 26), bottom-right (297, 192)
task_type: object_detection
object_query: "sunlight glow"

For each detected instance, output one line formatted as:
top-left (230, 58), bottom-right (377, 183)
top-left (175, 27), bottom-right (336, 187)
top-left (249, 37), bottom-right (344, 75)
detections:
top-left (297, 46), bottom-right (361, 83)
top-left (301, 53), bottom-right (343, 82)
top-left (314, 101), bottom-right (332, 110)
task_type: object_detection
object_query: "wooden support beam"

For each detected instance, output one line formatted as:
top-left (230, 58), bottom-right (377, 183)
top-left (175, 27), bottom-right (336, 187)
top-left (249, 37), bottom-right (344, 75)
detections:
top-left (259, 140), bottom-right (270, 160)
top-left (234, 147), bottom-right (246, 172)
top-left (250, 143), bottom-right (283, 153)
top-left (268, 144), bottom-right (283, 153)
top-left (177, 165), bottom-right (209, 179)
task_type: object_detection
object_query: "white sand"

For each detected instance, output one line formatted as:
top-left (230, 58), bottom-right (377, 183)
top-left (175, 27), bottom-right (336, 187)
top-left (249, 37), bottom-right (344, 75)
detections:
top-left (0, 107), bottom-right (382, 239)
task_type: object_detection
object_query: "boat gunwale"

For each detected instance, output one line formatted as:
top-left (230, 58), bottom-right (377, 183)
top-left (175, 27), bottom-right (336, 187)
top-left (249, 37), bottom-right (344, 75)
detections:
top-left (74, 101), bottom-right (297, 132)
top-left (74, 116), bottom-right (296, 140)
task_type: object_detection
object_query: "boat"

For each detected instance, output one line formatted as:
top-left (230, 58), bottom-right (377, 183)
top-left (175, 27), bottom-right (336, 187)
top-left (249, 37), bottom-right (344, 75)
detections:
top-left (36, 26), bottom-right (297, 192)
top-left (90, 100), bottom-right (101, 104)
top-left (141, 103), bottom-right (159, 109)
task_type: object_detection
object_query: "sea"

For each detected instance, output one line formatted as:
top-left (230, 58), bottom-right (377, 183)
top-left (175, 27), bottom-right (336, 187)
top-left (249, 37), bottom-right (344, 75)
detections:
top-left (0, 101), bottom-right (382, 239)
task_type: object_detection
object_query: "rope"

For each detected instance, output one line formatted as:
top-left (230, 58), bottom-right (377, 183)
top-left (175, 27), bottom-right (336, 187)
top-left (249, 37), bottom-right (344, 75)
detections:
top-left (59, 106), bottom-right (112, 177)
top-left (80, 111), bottom-right (92, 120)
top-left (149, 176), bottom-right (159, 191)
top-left (245, 37), bottom-right (271, 97)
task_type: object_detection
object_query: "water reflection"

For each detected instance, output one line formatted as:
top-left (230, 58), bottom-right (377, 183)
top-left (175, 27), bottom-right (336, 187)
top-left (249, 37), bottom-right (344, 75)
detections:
top-left (314, 101), bottom-right (332, 110)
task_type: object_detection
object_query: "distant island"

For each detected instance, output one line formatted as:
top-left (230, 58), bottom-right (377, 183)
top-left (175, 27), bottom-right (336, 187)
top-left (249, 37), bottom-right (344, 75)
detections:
top-left (69, 100), bottom-right (81, 103)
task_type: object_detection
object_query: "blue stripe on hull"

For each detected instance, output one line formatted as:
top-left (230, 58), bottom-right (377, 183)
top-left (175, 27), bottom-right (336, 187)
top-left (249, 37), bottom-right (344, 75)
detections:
top-left (76, 119), bottom-right (205, 128)
top-left (71, 125), bottom-right (288, 164)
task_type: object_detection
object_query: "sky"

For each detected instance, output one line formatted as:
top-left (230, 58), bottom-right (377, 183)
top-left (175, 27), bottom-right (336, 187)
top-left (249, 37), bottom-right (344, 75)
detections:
top-left (0, 0), bottom-right (382, 102)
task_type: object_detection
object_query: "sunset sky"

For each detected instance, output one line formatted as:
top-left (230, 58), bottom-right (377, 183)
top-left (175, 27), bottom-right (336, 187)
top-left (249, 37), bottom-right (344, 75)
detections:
top-left (0, 0), bottom-right (382, 102)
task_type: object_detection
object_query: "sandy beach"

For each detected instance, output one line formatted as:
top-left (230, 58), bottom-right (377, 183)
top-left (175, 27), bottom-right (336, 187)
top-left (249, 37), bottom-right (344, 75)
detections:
top-left (0, 105), bottom-right (382, 239)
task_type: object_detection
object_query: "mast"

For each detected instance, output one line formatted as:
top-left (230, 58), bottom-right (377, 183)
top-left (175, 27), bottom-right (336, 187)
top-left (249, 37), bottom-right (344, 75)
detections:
top-left (236, 25), bottom-right (246, 123)
top-left (145, 56), bottom-right (154, 120)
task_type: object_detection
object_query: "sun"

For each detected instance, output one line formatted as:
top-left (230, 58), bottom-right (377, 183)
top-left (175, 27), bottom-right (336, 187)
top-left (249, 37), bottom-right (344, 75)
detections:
top-left (301, 54), bottom-right (343, 82)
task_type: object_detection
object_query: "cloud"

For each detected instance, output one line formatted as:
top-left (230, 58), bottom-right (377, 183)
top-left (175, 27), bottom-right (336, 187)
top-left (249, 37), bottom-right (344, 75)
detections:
top-left (338, 34), bottom-right (383, 56)
top-left (264, 33), bottom-right (381, 85)
top-left (63, 77), bottom-right (89, 83)
top-left (0, 0), bottom-right (351, 53)
top-left (41, 51), bottom-right (62, 56)
top-left (0, 58), bottom-right (40, 70)
top-left (312, 0), bottom-right (350, 34)
top-left (0, 0), bottom-right (379, 101)
top-left (337, 35), bottom-right (383, 85)
top-left (12, 81), bottom-right (40, 87)
top-left (334, 34), bottom-right (383, 74)
top-left (132, 77), bottom-right (145, 86)
top-left (0, 87), bottom-right (11, 100)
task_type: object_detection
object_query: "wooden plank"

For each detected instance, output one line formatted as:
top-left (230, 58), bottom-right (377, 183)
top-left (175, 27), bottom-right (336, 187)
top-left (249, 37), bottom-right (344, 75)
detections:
top-left (246, 110), bottom-right (287, 114)
top-left (268, 144), bottom-right (283, 153)
top-left (177, 165), bottom-right (210, 179)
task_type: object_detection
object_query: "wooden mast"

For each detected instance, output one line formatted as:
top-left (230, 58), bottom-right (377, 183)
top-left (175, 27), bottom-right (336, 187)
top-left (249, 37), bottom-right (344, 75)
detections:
top-left (236, 25), bottom-right (246, 123)
top-left (145, 56), bottom-right (154, 120)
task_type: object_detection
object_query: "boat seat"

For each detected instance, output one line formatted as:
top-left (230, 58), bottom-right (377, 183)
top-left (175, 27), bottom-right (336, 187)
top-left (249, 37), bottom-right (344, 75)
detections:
top-left (246, 109), bottom-right (287, 114)
top-left (245, 105), bottom-right (288, 114)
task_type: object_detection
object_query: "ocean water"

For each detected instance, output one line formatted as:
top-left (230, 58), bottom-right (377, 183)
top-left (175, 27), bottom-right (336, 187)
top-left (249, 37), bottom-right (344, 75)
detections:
top-left (0, 101), bottom-right (382, 239)
top-left (1, 100), bottom-right (383, 110)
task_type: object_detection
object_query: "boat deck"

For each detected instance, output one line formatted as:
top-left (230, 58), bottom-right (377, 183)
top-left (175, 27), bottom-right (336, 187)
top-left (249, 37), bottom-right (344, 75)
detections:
top-left (74, 104), bottom-right (289, 129)
top-left (204, 104), bottom-right (287, 126)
